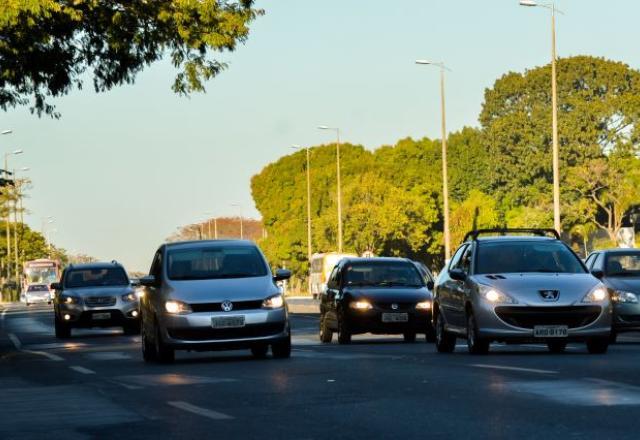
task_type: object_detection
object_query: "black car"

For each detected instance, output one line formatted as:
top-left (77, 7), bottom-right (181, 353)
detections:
top-left (585, 248), bottom-right (640, 342)
top-left (319, 257), bottom-right (435, 344)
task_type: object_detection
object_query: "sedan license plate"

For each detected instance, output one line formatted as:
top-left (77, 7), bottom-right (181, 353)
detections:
top-left (533, 325), bottom-right (568, 338)
top-left (382, 313), bottom-right (409, 323)
top-left (211, 316), bottom-right (245, 329)
top-left (92, 312), bottom-right (111, 320)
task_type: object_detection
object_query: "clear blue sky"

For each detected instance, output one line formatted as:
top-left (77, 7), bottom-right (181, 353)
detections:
top-left (1, 0), bottom-right (637, 272)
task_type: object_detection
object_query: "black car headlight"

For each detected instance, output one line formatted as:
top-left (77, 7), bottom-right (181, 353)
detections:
top-left (611, 290), bottom-right (638, 304)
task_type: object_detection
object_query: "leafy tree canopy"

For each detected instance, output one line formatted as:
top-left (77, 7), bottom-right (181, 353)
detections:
top-left (0, 0), bottom-right (261, 116)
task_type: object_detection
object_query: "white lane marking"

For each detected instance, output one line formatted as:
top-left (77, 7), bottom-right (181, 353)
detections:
top-left (8, 332), bottom-right (22, 349)
top-left (22, 349), bottom-right (64, 361)
top-left (167, 401), bottom-right (234, 420)
top-left (472, 364), bottom-right (557, 375)
top-left (69, 366), bottom-right (96, 375)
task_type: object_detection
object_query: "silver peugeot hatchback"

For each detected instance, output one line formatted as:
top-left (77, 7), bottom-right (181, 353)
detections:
top-left (139, 240), bottom-right (292, 363)
top-left (433, 229), bottom-right (612, 354)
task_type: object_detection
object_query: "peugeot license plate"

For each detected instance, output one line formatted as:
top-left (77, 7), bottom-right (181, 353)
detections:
top-left (92, 312), bottom-right (111, 320)
top-left (533, 325), bottom-right (568, 338)
top-left (211, 316), bottom-right (245, 329)
top-left (382, 313), bottom-right (409, 323)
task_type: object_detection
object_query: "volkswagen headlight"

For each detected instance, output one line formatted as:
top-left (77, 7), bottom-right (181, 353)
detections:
top-left (479, 285), bottom-right (516, 304)
top-left (582, 285), bottom-right (608, 303)
top-left (349, 300), bottom-right (373, 310)
top-left (611, 290), bottom-right (638, 304)
top-left (415, 300), bottom-right (432, 310)
top-left (262, 294), bottom-right (284, 309)
top-left (165, 300), bottom-right (192, 314)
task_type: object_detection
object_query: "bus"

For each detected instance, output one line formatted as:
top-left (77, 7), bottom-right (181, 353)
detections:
top-left (309, 252), bottom-right (356, 299)
top-left (23, 259), bottom-right (61, 300)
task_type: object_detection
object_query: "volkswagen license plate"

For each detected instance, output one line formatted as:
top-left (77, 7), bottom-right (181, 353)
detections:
top-left (211, 316), bottom-right (245, 329)
top-left (533, 325), bottom-right (568, 338)
top-left (382, 313), bottom-right (409, 323)
top-left (92, 312), bottom-right (111, 320)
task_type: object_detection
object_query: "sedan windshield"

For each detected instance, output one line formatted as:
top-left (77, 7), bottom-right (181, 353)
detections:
top-left (344, 261), bottom-right (424, 287)
top-left (606, 252), bottom-right (640, 277)
top-left (27, 285), bottom-right (49, 292)
top-left (167, 246), bottom-right (268, 280)
top-left (476, 241), bottom-right (585, 274)
top-left (64, 268), bottom-right (129, 288)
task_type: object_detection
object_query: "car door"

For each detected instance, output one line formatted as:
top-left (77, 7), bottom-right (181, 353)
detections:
top-left (321, 266), bottom-right (340, 329)
top-left (449, 245), bottom-right (473, 328)
top-left (143, 250), bottom-right (163, 320)
top-left (438, 245), bottom-right (467, 327)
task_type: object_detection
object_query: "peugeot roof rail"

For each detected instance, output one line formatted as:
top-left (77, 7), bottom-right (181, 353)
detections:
top-left (463, 228), bottom-right (560, 243)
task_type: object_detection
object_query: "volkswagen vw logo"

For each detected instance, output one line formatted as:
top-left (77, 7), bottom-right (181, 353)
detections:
top-left (539, 290), bottom-right (560, 301)
top-left (391, 303), bottom-right (399, 310)
top-left (221, 300), bottom-right (234, 312)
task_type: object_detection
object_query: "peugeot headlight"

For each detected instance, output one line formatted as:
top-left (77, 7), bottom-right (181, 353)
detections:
top-left (262, 294), bottom-right (284, 309)
top-left (415, 300), bottom-right (432, 310)
top-left (611, 290), bottom-right (638, 304)
top-left (121, 292), bottom-right (137, 302)
top-left (582, 285), bottom-right (608, 303)
top-left (478, 285), bottom-right (516, 304)
top-left (349, 300), bottom-right (373, 310)
top-left (165, 300), bottom-right (192, 314)
top-left (60, 294), bottom-right (80, 305)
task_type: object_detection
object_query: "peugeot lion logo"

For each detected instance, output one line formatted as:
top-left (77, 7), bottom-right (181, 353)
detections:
top-left (221, 300), bottom-right (234, 312)
top-left (391, 303), bottom-right (399, 310)
top-left (539, 290), bottom-right (560, 301)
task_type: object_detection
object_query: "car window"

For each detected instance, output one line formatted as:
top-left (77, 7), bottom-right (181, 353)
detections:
top-left (592, 252), bottom-right (605, 271)
top-left (343, 261), bottom-right (424, 287)
top-left (475, 241), bottom-right (585, 274)
top-left (150, 251), bottom-right (162, 279)
top-left (327, 266), bottom-right (339, 289)
top-left (166, 245), bottom-right (268, 280)
top-left (28, 285), bottom-right (49, 292)
top-left (457, 246), bottom-right (473, 274)
top-left (64, 267), bottom-right (129, 288)
top-left (448, 245), bottom-right (468, 271)
top-left (584, 253), bottom-right (597, 270)
top-left (605, 252), bottom-right (640, 277)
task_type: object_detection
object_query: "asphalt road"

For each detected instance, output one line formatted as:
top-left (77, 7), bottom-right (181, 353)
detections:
top-left (2, 301), bottom-right (640, 440)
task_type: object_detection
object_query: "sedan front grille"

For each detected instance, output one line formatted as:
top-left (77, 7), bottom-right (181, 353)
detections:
top-left (190, 300), bottom-right (264, 313)
top-left (494, 306), bottom-right (601, 329)
top-left (84, 296), bottom-right (116, 307)
top-left (168, 322), bottom-right (285, 341)
top-left (374, 302), bottom-right (415, 312)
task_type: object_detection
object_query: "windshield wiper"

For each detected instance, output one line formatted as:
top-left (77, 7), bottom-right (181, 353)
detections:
top-left (375, 281), bottom-right (421, 287)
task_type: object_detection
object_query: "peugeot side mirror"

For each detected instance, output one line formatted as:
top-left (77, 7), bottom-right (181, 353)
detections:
top-left (50, 282), bottom-right (62, 291)
top-left (591, 269), bottom-right (604, 279)
top-left (139, 275), bottom-right (158, 287)
top-left (449, 268), bottom-right (467, 282)
top-left (273, 269), bottom-right (292, 282)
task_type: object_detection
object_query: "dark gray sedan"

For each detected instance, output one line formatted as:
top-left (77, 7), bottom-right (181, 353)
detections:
top-left (585, 248), bottom-right (640, 342)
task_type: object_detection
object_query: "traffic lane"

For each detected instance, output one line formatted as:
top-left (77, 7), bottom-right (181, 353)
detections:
top-left (4, 306), bottom-right (640, 439)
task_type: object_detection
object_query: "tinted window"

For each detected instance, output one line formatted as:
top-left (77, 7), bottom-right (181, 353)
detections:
top-left (344, 261), bottom-right (424, 287)
top-left (584, 253), bottom-right (597, 270)
top-left (65, 268), bottom-right (129, 288)
top-left (167, 246), bottom-right (267, 280)
top-left (28, 285), bottom-right (49, 292)
top-left (605, 252), bottom-right (640, 276)
top-left (448, 245), bottom-right (467, 270)
top-left (476, 241), bottom-right (585, 274)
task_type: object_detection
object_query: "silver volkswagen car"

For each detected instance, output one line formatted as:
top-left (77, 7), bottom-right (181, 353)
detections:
top-left (433, 229), bottom-right (612, 354)
top-left (139, 240), bottom-right (292, 363)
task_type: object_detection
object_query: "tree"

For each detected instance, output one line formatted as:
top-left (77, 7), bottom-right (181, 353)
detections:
top-left (0, 1), bottom-right (262, 116)
top-left (449, 190), bottom-right (500, 247)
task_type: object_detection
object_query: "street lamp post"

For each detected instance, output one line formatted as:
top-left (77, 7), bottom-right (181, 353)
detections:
top-left (293, 145), bottom-right (313, 295)
top-left (318, 126), bottom-right (343, 253)
top-left (231, 204), bottom-right (243, 239)
top-left (415, 60), bottom-right (452, 261)
top-left (13, 167), bottom-right (29, 284)
top-left (520, 0), bottom-right (562, 234)
top-left (4, 149), bottom-right (23, 283)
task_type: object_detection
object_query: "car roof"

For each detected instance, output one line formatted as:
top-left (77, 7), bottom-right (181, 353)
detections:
top-left (594, 248), bottom-right (640, 254)
top-left (340, 257), bottom-right (412, 264)
top-left (473, 236), bottom-right (558, 244)
top-left (164, 239), bottom-right (257, 250)
top-left (66, 262), bottom-right (124, 270)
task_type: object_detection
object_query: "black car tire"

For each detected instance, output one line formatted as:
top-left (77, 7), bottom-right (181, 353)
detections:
top-left (586, 337), bottom-right (609, 354)
top-left (155, 324), bottom-right (175, 363)
top-left (425, 325), bottom-right (437, 343)
top-left (319, 315), bottom-right (333, 343)
top-left (435, 310), bottom-right (456, 353)
top-left (609, 331), bottom-right (618, 344)
top-left (403, 332), bottom-right (416, 343)
top-left (141, 318), bottom-right (157, 363)
top-left (547, 341), bottom-right (567, 353)
top-left (467, 312), bottom-right (490, 355)
top-left (272, 334), bottom-right (292, 359)
top-left (337, 316), bottom-right (352, 345)
top-left (123, 321), bottom-right (141, 336)
top-left (251, 344), bottom-right (269, 359)
top-left (54, 315), bottom-right (71, 339)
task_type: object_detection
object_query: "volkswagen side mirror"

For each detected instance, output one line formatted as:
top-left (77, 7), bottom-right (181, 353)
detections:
top-left (139, 275), bottom-right (158, 287)
top-left (273, 269), bottom-right (292, 282)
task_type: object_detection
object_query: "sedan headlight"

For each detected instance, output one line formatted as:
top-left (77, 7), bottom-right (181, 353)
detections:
top-left (60, 294), bottom-right (80, 305)
top-left (611, 290), bottom-right (638, 304)
top-left (121, 292), bottom-right (137, 302)
top-left (262, 294), bottom-right (284, 309)
top-left (415, 301), bottom-right (432, 310)
top-left (349, 300), bottom-right (373, 310)
top-left (582, 285), bottom-right (608, 303)
top-left (165, 300), bottom-right (193, 314)
top-left (478, 284), bottom-right (516, 304)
